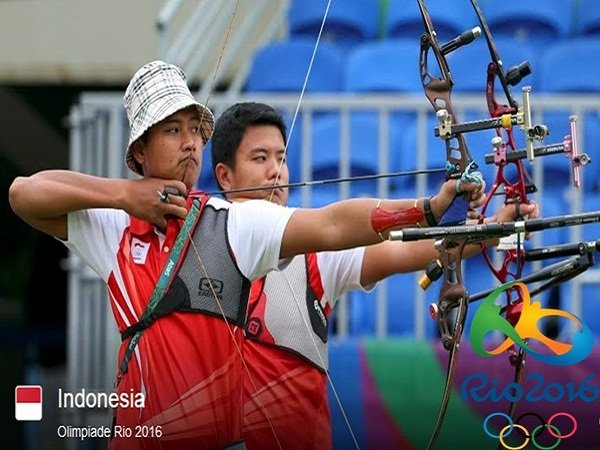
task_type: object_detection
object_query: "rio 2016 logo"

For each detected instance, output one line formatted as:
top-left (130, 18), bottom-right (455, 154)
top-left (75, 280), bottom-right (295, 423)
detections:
top-left (484, 412), bottom-right (577, 449)
top-left (470, 282), bottom-right (594, 366)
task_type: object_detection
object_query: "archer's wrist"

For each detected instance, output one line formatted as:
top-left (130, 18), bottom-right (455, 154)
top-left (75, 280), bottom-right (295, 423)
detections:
top-left (115, 178), bottom-right (135, 212)
top-left (428, 195), bottom-right (442, 226)
top-left (481, 237), bottom-right (501, 248)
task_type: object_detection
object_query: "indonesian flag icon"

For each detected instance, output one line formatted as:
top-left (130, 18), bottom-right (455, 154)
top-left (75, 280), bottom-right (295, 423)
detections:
top-left (15, 385), bottom-right (42, 421)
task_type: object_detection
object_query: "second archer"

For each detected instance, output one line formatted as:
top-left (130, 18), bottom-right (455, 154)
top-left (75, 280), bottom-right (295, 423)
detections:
top-left (210, 102), bottom-right (538, 450)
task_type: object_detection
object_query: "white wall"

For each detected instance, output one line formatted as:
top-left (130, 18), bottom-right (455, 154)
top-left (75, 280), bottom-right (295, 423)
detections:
top-left (0, 0), bottom-right (166, 84)
top-left (0, 0), bottom-right (285, 85)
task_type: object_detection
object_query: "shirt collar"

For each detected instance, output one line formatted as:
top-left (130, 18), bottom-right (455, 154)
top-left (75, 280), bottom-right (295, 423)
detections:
top-left (129, 216), bottom-right (184, 242)
top-left (129, 216), bottom-right (155, 237)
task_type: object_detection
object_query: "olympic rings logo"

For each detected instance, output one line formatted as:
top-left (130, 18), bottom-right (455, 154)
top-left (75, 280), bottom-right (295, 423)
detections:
top-left (483, 412), bottom-right (578, 449)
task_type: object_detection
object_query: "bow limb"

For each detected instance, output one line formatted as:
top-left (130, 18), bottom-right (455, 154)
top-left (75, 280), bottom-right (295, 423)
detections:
top-left (426, 237), bottom-right (469, 450)
top-left (418, 0), bottom-right (479, 227)
top-left (416, 1), bottom-right (481, 448)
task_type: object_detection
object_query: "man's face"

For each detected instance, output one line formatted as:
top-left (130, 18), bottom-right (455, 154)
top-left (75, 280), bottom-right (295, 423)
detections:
top-left (133, 106), bottom-right (204, 190)
top-left (218, 124), bottom-right (289, 205)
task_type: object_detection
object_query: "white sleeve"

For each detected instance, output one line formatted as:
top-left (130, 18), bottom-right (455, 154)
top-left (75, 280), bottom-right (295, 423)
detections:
top-left (317, 247), bottom-right (375, 306)
top-left (226, 200), bottom-right (296, 280)
top-left (62, 208), bottom-right (129, 281)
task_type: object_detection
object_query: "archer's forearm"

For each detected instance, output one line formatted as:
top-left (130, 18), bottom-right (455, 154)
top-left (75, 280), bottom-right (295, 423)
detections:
top-left (281, 198), bottom-right (425, 258)
top-left (9, 170), bottom-right (130, 221)
top-left (361, 240), bottom-right (437, 286)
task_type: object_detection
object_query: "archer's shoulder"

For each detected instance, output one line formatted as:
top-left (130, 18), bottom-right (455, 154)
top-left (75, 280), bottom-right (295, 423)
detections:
top-left (204, 195), bottom-right (232, 210)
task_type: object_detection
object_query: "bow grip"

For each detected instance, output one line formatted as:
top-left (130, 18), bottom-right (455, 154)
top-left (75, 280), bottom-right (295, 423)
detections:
top-left (438, 194), bottom-right (469, 226)
top-left (438, 167), bottom-right (482, 226)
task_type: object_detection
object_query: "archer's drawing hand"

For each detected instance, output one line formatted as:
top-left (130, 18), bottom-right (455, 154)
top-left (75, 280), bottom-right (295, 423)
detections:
top-left (124, 178), bottom-right (189, 229)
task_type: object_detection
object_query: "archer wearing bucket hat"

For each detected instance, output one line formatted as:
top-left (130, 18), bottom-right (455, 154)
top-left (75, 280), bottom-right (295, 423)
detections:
top-left (124, 60), bottom-right (215, 175)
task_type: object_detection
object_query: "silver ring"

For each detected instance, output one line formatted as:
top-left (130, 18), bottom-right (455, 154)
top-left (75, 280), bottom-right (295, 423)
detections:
top-left (157, 190), bottom-right (170, 204)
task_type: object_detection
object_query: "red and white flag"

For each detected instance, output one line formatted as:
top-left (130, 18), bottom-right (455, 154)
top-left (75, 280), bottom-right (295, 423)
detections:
top-left (15, 385), bottom-right (42, 421)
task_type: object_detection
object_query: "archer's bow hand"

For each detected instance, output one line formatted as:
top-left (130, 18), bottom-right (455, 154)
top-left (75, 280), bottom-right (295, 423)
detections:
top-left (433, 176), bottom-right (487, 223)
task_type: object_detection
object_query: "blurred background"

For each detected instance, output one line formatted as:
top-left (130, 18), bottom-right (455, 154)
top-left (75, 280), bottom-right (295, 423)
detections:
top-left (2, 0), bottom-right (600, 449)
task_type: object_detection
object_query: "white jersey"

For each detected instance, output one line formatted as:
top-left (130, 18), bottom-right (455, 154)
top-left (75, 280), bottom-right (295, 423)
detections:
top-left (62, 195), bottom-right (296, 450)
top-left (65, 196), bottom-right (295, 295)
top-left (246, 248), bottom-right (373, 370)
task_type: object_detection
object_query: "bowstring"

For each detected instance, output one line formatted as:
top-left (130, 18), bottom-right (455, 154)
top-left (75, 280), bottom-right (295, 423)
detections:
top-left (280, 274), bottom-right (361, 449)
top-left (265, 0), bottom-right (360, 447)
top-left (186, 233), bottom-right (282, 448)
top-left (190, 0), bottom-right (282, 447)
top-left (268, 0), bottom-right (332, 203)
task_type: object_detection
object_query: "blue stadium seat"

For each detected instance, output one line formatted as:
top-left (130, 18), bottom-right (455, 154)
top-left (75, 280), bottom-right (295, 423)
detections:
top-left (343, 39), bottom-right (422, 93)
top-left (576, 0), bottom-right (600, 35)
top-left (484, 0), bottom-right (573, 49)
top-left (309, 112), bottom-right (403, 197)
top-left (581, 112), bottom-right (600, 191)
top-left (245, 38), bottom-right (344, 93)
top-left (288, 0), bottom-right (379, 46)
top-left (386, 0), bottom-right (478, 42)
top-left (539, 38), bottom-right (600, 93)
top-left (199, 141), bottom-right (219, 193)
top-left (287, 186), bottom-right (340, 208)
top-left (349, 272), bottom-right (428, 338)
top-left (538, 39), bottom-right (600, 191)
top-left (343, 39), bottom-right (423, 182)
top-left (245, 39), bottom-right (345, 184)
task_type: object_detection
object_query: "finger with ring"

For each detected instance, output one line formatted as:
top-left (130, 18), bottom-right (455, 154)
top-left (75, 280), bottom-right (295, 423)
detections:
top-left (157, 190), bottom-right (170, 204)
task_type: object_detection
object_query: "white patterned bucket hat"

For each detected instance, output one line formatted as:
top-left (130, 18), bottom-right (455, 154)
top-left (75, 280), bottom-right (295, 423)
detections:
top-left (124, 60), bottom-right (215, 175)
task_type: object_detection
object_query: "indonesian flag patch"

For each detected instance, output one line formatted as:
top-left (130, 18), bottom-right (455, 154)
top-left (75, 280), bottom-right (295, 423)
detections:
top-left (15, 385), bottom-right (42, 421)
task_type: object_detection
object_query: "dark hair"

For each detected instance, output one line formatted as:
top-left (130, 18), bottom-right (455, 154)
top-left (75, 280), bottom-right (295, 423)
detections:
top-left (211, 102), bottom-right (287, 189)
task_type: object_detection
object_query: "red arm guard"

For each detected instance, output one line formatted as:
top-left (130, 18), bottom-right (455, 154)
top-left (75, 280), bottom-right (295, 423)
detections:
top-left (371, 199), bottom-right (424, 240)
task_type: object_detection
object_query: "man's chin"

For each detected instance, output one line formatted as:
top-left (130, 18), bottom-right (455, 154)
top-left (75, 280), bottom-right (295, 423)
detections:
top-left (265, 191), bottom-right (287, 206)
top-left (183, 170), bottom-right (201, 191)
top-left (254, 193), bottom-right (286, 206)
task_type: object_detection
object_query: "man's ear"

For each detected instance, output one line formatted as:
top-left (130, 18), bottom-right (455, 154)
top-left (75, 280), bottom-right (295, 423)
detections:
top-left (214, 162), bottom-right (233, 190)
top-left (131, 140), bottom-right (146, 169)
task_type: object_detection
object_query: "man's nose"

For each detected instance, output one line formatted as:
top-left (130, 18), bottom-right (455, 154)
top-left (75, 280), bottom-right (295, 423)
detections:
top-left (267, 157), bottom-right (282, 179)
top-left (182, 129), bottom-right (197, 151)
